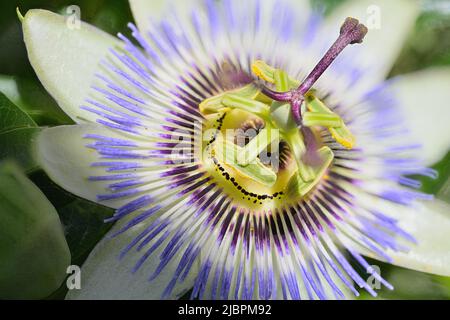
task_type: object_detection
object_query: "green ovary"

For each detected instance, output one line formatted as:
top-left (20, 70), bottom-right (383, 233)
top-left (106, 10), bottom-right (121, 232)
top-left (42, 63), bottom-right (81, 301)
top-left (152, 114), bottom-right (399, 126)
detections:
top-left (198, 61), bottom-right (354, 210)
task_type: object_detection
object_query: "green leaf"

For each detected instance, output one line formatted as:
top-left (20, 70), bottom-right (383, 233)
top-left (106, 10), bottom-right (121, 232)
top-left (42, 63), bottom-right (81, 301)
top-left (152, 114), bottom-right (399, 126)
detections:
top-left (390, 10), bottom-right (450, 77)
top-left (0, 127), bottom-right (41, 172)
top-left (28, 170), bottom-right (115, 299)
top-left (0, 91), bottom-right (41, 172)
top-left (90, 0), bottom-right (133, 36)
top-left (0, 161), bottom-right (70, 299)
top-left (0, 75), bottom-right (72, 126)
top-left (417, 151), bottom-right (450, 203)
top-left (359, 259), bottom-right (450, 300)
top-left (29, 170), bottom-right (114, 266)
top-left (0, 91), bottom-right (36, 133)
top-left (58, 199), bottom-right (113, 266)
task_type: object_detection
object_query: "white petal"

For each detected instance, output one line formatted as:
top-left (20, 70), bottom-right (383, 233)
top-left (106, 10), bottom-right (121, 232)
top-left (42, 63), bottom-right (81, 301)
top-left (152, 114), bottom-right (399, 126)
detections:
top-left (389, 68), bottom-right (450, 166)
top-left (129, 0), bottom-right (169, 33)
top-left (22, 9), bottom-right (122, 123)
top-left (129, 0), bottom-right (201, 33)
top-left (66, 213), bottom-right (199, 299)
top-left (382, 200), bottom-right (450, 276)
top-left (36, 124), bottom-right (129, 208)
top-left (324, 0), bottom-right (419, 83)
top-left (389, 200), bottom-right (450, 277)
top-left (353, 194), bottom-right (450, 277)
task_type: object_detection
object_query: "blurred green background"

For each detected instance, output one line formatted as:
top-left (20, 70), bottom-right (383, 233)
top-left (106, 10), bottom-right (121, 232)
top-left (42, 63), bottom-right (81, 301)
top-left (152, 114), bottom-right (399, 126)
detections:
top-left (0, 0), bottom-right (449, 300)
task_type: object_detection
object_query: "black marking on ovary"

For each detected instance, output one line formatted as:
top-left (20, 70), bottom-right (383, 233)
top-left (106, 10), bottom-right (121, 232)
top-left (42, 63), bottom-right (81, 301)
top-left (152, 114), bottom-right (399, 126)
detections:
top-left (206, 112), bottom-right (227, 147)
top-left (211, 156), bottom-right (284, 204)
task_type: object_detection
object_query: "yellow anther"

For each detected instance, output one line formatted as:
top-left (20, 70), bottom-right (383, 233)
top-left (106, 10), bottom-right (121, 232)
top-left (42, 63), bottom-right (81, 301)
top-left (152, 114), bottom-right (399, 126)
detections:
top-left (305, 94), bottom-right (355, 149)
top-left (330, 125), bottom-right (355, 149)
top-left (251, 60), bottom-right (275, 83)
top-left (252, 60), bottom-right (300, 87)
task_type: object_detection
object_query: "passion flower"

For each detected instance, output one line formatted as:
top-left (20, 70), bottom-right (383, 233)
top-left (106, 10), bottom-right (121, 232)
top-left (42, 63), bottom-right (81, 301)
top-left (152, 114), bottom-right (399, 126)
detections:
top-left (23, 0), bottom-right (450, 300)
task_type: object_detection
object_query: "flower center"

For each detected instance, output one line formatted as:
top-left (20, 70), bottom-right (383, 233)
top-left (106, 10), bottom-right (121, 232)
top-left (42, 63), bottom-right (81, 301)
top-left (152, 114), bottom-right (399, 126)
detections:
top-left (198, 17), bottom-right (367, 209)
